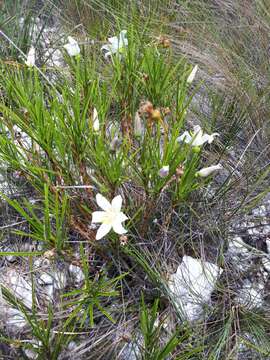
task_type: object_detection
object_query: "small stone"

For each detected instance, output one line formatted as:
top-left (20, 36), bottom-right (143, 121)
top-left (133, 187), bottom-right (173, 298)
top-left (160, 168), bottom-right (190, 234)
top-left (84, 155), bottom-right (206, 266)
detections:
top-left (2, 270), bottom-right (34, 308)
top-left (262, 257), bottom-right (270, 273)
top-left (227, 237), bottom-right (249, 254)
top-left (266, 240), bottom-right (270, 255)
top-left (3, 247), bottom-right (16, 262)
top-left (44, 284), bottom-right (54, 301)
top-left (6, 254), bottom-right (16, 262)
top-left (53, 270), bottom-right (67, 290)
top-left (252, 205), bottom-right (266, 217)
top-left (68, 265), bottom-right (85, 284)
top-left (236, 280), bottom-right (264, 309)
top-left (38, 273), bottom-right (54, 285)
top-left (168, 255), bottom-right (223, 321)
top-left (23, 340), bottom-right (42, 360)
top-left (67, 341), bottom-right (77, 351)
top-left (1, 305), bottom-right (27, 329)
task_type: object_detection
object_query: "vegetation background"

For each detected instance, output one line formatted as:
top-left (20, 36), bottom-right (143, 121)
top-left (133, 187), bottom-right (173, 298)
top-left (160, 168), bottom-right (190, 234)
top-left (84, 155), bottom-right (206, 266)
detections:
top-left (0, 0), bottom-right (270, 359)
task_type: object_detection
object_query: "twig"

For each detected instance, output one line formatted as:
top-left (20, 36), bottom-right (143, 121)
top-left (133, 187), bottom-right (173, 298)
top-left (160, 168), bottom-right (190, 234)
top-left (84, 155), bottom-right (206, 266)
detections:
top-left (0, 220), bottom-right (27, 230)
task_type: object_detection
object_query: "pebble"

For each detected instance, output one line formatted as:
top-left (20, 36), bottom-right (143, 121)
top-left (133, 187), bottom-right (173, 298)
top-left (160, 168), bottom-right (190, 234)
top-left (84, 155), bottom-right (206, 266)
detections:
top-left (168, 255), bottom-right (223, 321)
top-left (236, 280), bottom-right (264, 309)
top-left (23, 340), bottom-right (42, 360)
top-left (262, 257), bottom-right (270, 273)
top-left (266, 240), bottom-right (270, 255)
top-left (38, 273), bottom-right (54, 285)
top-left (2, 269), bottom-right (34, 308)
top-left (67, 341), bottom-right (77, 351)
top-left (53, 270), bottom-right (67, 290)
top-left (69, 264), bottom-right (85, 284)
top-left (1, 305), bottom-right (27, 329)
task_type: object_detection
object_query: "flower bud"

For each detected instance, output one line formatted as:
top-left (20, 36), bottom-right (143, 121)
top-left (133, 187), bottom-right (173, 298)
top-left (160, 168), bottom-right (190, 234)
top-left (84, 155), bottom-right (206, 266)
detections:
top-left (25, 46), bottom-right (35, 67)
top-left (196, 164), bottom-right (223, 178)
top-left (92, 108), bottom-right (100, 132)
top-left (187, 64), bottom-right (198, 84)
top-left (64, 36), bottom-right (80, 57)
top-left (134, 111), bottom-right (143, 137)
top-left (192, 146), bottom-right (201, 153)
top-left (159, 165), bottom-right (169, 178)
top-left (151, 109), bottom-right (162, 121)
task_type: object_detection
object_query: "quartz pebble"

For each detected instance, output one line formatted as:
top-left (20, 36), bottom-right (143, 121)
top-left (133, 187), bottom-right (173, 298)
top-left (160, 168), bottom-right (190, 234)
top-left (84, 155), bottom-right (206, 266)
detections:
top-left (236, 280), bottom-right (264, 309)
top-left (38, 273), bottom-right (54, 285)
top-left (0, 304), bottom-right (27, 329)
top-left (1, 269), bottom-right (34, 308)
top-left (69, 264), bottom-right (85, 284)
top-left (168, 255), bottom-right (223, 321)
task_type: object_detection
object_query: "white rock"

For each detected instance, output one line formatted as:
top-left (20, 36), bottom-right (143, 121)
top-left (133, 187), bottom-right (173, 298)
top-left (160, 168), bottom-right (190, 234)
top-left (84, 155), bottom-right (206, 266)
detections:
top-left (227, 236), bottom-right (249, 254)
top-left (0, 304), bottom-right (27, 329)
top-left (119, 343), bottom-right (140, 360)
top-left (38, 273), bottom-right (54, 285)
top-left (67, 341), bottom-right (77, 351)
top-left (69, 264), bottom-right (85, 284)
top-left (1, 270), bottom-right (34, 308)
top-left (53, 270), bottom-right (67, 290)
top-left (262, 224), bottom-right (270, 235)
top-left (266, 240), bottom-right (270, 255)
top-left (33, 258), bottom-right (43, 269)
top-left (119, 335), bottom-right (142, 360)
top-left (5, 249), bottom-right (16, 262)
top-left (236, 280), bottom-right (264, 309)
top-left (44, 48), bottom-right (63, 67)
top-left (252, 205), bottom-right (267, 217)
top-left (168, 255), bottom-right (223, 321)
top-left (23, 340), bottom-right (42, 359)
top-left (226, 236), bottom-right (253, 272)
top-left (262, 257), bottom-right (270, 273)
top-left (24, 348), bottom-right (38, 360)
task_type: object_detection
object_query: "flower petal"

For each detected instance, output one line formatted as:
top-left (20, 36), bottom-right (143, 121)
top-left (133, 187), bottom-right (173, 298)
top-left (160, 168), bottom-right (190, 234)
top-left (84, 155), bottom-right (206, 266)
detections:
top-left (108, 36), bottom-right (118, 45)
top-left (112, 221), bottom-right (127, 235)
top-left (177, 131), bottom-right (192, 144)
top-left (193, 125), bottom-right (202, 134)
top-left (207, 133), bottom-right (219, 144)
top-left (64, 43), bottom-right (80, 56)
top-left (118, 212), bottom-right (128, 222)
top-left (92, 211), bottom-right (106, 223)
top-left (67, 36), bottom-right (77, 45)
top-left (111, 195), bottom-right (122, 212)
top-left (101, 44), bottom-right (111, 51)
top-left (25, 47), bottom-right (35, 67)
top-left (96, 193), bottom-right (111, 211)
top-left (96, 223), bottom-right (112, 240)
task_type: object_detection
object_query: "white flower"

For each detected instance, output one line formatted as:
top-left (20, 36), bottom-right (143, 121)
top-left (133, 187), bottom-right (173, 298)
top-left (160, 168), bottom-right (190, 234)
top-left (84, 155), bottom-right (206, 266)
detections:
top-left (92, 194), bottom-right (128, 240)
top-left (25, 46), bottom-right (35, 67)
top-left (93, 108), bottom-right (100, 132)
top-left (196, 164), bottom-right (223, 177)
top-left (101, 30), bottom-right (128, 59)
top-left (63, 36), bottom-right (80, 57)
top-left (187, 64), bottom-right (198, 84)
top-left (158, 165), bottom-right (169, 178)
top-left (177, 125), bottom-right (219, 147)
